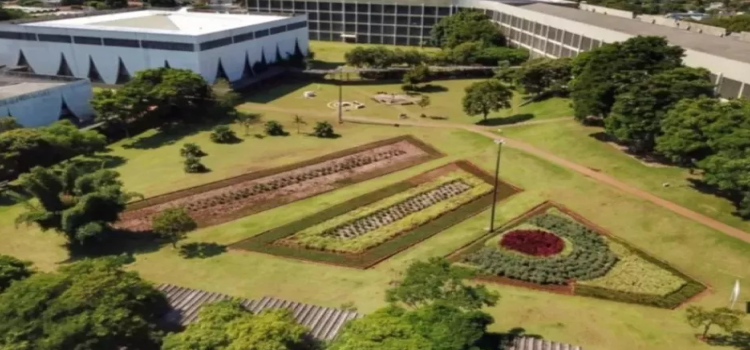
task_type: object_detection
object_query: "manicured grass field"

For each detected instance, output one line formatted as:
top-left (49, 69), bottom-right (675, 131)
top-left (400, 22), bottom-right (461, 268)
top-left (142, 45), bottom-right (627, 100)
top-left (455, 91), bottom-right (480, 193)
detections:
top-left (502, 120), bottom-right (750, 233)
top-left (1, 41), bottom-right (749, 350)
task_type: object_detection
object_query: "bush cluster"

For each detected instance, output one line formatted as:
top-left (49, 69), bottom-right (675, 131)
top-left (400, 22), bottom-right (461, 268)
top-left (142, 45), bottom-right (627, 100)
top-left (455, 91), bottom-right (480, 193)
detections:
top-left (183, 149), bottom-right (407, 212)
top-left (462, 213), bottom-right (617, 285)
top-left (313, 121), bottom-right (336, 138)
top-left (210, 125), bottom-right (239, 144)
top-left (264, 121), bottom-right (286, 136)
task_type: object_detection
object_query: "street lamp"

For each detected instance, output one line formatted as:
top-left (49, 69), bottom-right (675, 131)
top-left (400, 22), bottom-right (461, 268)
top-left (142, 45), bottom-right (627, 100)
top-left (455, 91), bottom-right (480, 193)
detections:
top-left (489, 139), bottom-right (505, 232)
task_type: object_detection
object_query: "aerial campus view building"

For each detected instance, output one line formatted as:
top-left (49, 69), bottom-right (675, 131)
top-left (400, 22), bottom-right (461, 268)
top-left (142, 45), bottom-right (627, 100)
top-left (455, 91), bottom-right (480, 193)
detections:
top-left (244, 0), bottom-right (750, 99)
top-left (0, 10), bottom-right (309, 85)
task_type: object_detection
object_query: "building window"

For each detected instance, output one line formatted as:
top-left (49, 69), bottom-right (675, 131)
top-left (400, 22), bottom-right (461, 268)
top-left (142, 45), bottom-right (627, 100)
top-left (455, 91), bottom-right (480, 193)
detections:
top-left (319, 22), bottom-right (331, 30)
top-left (345, 23), bottom-right (355, 32)
top-left (333, 13), bottom-right (343, 21)
top-left (255, 29), bottom-right (270, 38)
top-left (383, 26), bottom-right (395, 34)
top-left (309, 31), bottom-right (319, 40)
top-left (371, 25), bottom-right (382, 33)
top-left (38, 34), bottom-right (72, 43)
top-left (142, 40), bottom-right (195, 51)
top-left (305, 1), bottom-right (316, 10)
top-left (332, 2), bottom-right (342, 11)
top-left (358, 14), bottom-right (368, 22)
top-left (383, 36), bottom-right (394, 44)
top-left (396, 15), bottom-right (408, 25)
top-left (308, 12), bottom-right (317, 20)
top-left (370, 4), bottom-right (382, 13)
top-left (282, 0), bottom-right (292, 9)
top-left (344, 3), bottom-right (355, 12)
top-left (437, 7), bottom-right (450, 16)
top-left (233, 31), bottom-right (254, 43)
top-left (424, 17), bottom-right (435, 25)
top-left (74, 36), bottom-right (102, 45)
top-left (319, 12), bottom-right (330, 20)
top-left (383, 15), bottom-right (395, 24)
top-left (309, 21), bottom-right (318, 30)
top-left (103, 38), bottom-right (140, 48)
top-left (357, 3), bottom-right (368, 12)
top-left (410, 6), bottom-right (422, 15)
top-left (319, 2), bottom-right (330, 10)
top-left (0, 31), bottom-right (36, 41)
top-left (384, 4), bottom-right (395, 13)
top-left (331, 22), bottom-right (342, 31)
top-left (270, 0), bottom-right (281, 9)
top-left (371, 15), bottom-right (382, 23)
top-left (358, 24), bottom-right (368, 32)
top-left (370, 35), bottom-right (382, 43)
top-left (397, 5), bottom-right (409, 14)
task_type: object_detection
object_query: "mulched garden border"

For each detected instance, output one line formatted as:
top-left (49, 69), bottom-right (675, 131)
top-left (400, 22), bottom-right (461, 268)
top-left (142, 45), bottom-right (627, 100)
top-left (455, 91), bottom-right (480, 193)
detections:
top-left (229, 160), bottom-right (522, 269)
top-left (447, 201), bottom-right (709, 309)
top-left (121, 135), bottom-right (444, 228)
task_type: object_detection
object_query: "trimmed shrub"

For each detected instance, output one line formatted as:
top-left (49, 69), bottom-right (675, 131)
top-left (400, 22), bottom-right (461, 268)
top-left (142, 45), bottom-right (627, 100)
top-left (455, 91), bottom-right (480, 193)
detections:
top-left (500, 230), bottom-right (564, 256)
top-left (180, 143), bottom-right (206, 158)
top-left (184, 155), bottom-right (208, 173)
top-left (264, 121), bottom-right (286, 136)
top-left (210, 125), bottom-right (239, 144)
top-left (313, 121), bottom-right (336, 138)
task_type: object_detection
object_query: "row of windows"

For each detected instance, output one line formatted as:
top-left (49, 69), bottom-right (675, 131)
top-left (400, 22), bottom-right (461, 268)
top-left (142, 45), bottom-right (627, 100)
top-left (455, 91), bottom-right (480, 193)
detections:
top-left (249, 0), bottom-right (453, 15)
top-left (0, 21), bottom-right (307, 53)
top-left (309, 31), bottom-right (424, 45)
top-left (307, 13), bottom-right (429, 25)
top-left (310, 22), bottom-right (430, 34)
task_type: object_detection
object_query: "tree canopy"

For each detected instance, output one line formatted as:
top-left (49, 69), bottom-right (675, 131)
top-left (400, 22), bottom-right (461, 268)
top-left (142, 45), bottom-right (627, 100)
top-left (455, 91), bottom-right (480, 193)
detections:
top-left (0, 117), bottom-right (21, 133)
top-left (152, 207), bottom-right (197, 247)
top-left (462, 79), bottom-right (513, 122)
top-left (161, 300), bottom-right (308, 350)
top-left (0, 258), bottom-right (169, 350)
top-left (385, 257), bottom-right (499, 310)
top-left (0, 120), bottom-right (106, 181)
top-left (514, 57), bottom-right (572, 97)
top-left (686, 306), bottom-right (745, 339)
top-left (605, 66), bottom-right (715, 153)
top-left (15, 164), bottom-right (139, 248)
top-left (0, 254), bottom-right (32, 293)
top-left (430, 10), bottom-right (505, 49)
top-left (570, 36), bottom-right (684, 121)
top-left (703, 14), bottom-right (750, 33)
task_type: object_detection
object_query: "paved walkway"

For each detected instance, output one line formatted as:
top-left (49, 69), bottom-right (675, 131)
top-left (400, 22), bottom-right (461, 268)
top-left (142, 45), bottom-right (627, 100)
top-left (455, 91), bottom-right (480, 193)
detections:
top-left (240, 103), bottom-right (750, 243)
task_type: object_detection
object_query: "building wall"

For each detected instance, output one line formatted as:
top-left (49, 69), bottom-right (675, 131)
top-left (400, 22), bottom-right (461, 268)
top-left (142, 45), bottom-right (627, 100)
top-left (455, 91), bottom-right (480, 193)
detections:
top-left (0, 77), bottom-right (94, 127)
top-left (0, 15), bottom-right (309, 84)
top-left (245, 0), bottom-right (750, 99)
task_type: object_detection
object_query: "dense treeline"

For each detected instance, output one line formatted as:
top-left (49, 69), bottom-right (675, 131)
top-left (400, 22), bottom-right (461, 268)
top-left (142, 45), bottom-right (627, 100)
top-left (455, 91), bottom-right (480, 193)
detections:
top-left (344, 10), bottom-right (529, 69)
top-left (701, 14), bottom-right (750, 32)
top-left (561, 35), bottom-right (750, 217)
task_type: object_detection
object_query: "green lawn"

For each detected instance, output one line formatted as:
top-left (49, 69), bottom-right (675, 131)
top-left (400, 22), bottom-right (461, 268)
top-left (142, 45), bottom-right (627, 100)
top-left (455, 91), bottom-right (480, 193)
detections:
top-left (1, 41), bottom-right (749, 350)
top-left (2, 111), bottom-right (749, 350)
top-left (502, 120), bottom-right (750, 233)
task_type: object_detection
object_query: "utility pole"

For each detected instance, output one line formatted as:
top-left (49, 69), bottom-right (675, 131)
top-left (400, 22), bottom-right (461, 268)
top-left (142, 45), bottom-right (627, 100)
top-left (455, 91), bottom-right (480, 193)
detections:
top-left (338, 71), bottom-right (343, 124)
top-left (489, 139), bottom-right (504, 232)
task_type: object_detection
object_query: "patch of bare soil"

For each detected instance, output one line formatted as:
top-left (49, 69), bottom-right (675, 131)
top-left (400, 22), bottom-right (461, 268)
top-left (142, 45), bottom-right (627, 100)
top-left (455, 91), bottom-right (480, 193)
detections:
top-left (116, 140), bottom-right (431, 232)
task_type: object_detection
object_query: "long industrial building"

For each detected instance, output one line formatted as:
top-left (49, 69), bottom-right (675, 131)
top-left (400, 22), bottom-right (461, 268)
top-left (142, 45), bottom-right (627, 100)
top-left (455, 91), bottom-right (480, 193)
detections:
top-left (244, 0), bottom-right (750, 99)
top-left (0, 10), bottom-right (309, 85)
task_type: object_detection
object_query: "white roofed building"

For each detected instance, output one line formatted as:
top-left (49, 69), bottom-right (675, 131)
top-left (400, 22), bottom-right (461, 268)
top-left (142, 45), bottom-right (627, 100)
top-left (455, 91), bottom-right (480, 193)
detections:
top-left (0, 10), bottom-right (309, 84)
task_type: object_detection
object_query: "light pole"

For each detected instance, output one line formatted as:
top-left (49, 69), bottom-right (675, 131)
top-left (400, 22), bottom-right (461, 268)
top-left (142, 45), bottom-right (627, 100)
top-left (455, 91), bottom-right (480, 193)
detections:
top-left (489, 139), bottom-right (504, 232)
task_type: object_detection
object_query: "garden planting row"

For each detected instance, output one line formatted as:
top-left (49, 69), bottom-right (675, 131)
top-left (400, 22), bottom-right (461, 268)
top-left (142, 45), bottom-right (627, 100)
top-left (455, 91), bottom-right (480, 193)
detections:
top-left (116, 136), bottom-right (443, 232)
top-left (448, 202), bottom-right (707, 309)
top-left (230, 161), bottom-right (521, 269)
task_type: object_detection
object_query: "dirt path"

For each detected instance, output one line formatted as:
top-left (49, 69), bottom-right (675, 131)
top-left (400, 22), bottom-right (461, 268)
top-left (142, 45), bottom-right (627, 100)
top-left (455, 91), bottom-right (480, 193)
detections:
top-left (343, 115), bottom-right (750, 244)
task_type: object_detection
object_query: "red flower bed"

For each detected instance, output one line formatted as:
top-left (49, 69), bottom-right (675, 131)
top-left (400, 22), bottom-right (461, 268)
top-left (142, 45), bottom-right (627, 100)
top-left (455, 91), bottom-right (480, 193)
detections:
top-left (500, 230), bottom-right (564, 256)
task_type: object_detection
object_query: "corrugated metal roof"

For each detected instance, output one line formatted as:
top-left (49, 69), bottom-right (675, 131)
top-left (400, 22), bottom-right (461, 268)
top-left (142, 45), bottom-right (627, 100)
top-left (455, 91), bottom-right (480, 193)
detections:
top-left (509, 336), bottom-right (584, 350)
top-left (157, 283), bottom-right (359, 340)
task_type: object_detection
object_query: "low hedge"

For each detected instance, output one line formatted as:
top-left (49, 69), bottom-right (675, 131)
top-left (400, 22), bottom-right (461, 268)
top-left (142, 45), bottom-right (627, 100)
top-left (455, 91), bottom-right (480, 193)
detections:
top-left (231, 162), bottom-right (520, 268)
top-left (575, 280), bottom-right (706, 309)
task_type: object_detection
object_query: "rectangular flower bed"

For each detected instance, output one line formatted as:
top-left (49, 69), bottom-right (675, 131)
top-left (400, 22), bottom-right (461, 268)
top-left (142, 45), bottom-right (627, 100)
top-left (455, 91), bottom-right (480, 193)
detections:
top-left (230, 161), bottom-right (521, 269)
top-left (448, 201), bottom-right (707, 309)
top-left (116, 135), bottom-right (443, 231)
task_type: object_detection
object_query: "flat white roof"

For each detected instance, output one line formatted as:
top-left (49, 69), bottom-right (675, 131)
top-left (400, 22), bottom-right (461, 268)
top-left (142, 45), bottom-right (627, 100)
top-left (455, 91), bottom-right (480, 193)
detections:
top-left (21, 10), bottom-right (287, 35)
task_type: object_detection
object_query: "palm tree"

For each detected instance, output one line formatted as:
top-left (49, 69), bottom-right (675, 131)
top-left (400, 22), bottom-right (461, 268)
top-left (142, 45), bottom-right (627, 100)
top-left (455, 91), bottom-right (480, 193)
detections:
top-left (293, 115), bottom-right (307, 134)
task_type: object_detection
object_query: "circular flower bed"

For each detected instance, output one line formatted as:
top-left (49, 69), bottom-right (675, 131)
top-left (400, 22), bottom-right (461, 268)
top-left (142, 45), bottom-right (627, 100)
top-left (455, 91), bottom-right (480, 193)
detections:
top-left (500, 230), bottom-right (564, 256)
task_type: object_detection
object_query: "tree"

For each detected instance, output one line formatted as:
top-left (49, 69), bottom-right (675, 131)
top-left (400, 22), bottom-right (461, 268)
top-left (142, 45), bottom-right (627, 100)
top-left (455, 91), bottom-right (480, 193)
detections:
top-left (656, 97), bottom-right (750, 165)
top-left (462, 80), bottom-right (513, 122)
top-left (0, 117), bottom-right (21, 133)
top-left (293, 115), bottom-right (307, 134)
top-left (703, 14), bottom-right (750, 32)
top-left (344, 46), bottom-right (396, 68)
top-left (184, 155), bottom-right (209, 173)
top-left (493, 61), bottom-right (515, 84)
top-left (0, 255), bottom-right (32, 293)
top-left (313, 121), bottom-right (336, 138)
top-left (91, 89), bottom-right (133, 138)
top-left (686, 306), bottom-right (745, 340)
top-left (180, 143), bottom-right (206, 158)
top-left (433, 42), bottom-right (528, 66)
top-left (0, 2), bottom-right (28, 20)
top-left (431, 10), bottom-right (505, 49)
top-left (402, 65), bottom-right (430, 90)
top-left (0, 258), bottom-right (169, 350)
top-left (210, 125), bottom-right (239, 144)
top-left (14, 164), bottom-right (139, 248)
top-left (151, 207), bottom-right (197, 247)
top-left (605, 67), bottom-right (715, 153)
top-left (570, 36), bottom-right (684, 122)
top-left (265, 120), bottom-right (286, 136)
top-left (213, 79), bottom-right (241, 111)
top-left (236, 112), bottom-right (260, 136)
top-left (329, 306), bottom-right (434, 350)
top-left (404, 302), bottom-right (493, 350)
top-left (386, 257), bottom-right (499, 310)
top-left (417, 95), bottom-right (431, 111)
top-left (514, 58), bottom-right (572, 97)
top-left (162, 299), bottom-right (307, 350)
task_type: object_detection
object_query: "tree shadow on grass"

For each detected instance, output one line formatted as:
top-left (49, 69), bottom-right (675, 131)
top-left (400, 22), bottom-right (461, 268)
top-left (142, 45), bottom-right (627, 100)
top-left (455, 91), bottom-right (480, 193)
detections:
top-left (308, 60), bottom-right (345, 70)
top-left (476, 327), bottom-right (544, 350)
top-left (178, 242), bottom-right (227, 259)
top-left (241, 80), bottom-right (312, 104)
top-left (708, 331), bottom-right (750, 350)
top-left (63, 229), bottom-right (167, 263)
top-left (476, 113), bottom-right (534, 126)
top-left (122, 127), bottom-right (199, 150)
top-left (687, 178), bottom-right (749, 219)
top-left (414, 84), bottom-right (448, 93)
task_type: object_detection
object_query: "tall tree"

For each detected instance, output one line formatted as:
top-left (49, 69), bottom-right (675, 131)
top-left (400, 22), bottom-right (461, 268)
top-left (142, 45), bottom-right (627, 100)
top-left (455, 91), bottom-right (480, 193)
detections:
top-left (386, 257), bottom-right (499, 310)
top-left (293, 115), bottom-right (307, 134)
top-left (686, 306), bottom-right (745, 340)
top-left (0, 258), bottom-right (169, 350)
top-left (0, 254), bottom-right (32, 293)
top-left (0, 117), bottom-right (21, 134)
top-left (570, 36), bottom-right (684, 122)
top-left (430, 10), bottom-right (505, 49)
top-left (462, 80), bottom-right (513, 122)
top-left (15, 164), bottom-right (139, 248)
top-left (161, 300), bottom-right (307, 350)
top-left (605, 67), bottom-right (715, 153)
top-left (402, 65), bottom-right (430, 90)
top-left (91, 89), bottom-right (133, 138)
top-left (514, 58), bottom-right (572, 97)
top-left (151, 208), bottom-right (197, 248)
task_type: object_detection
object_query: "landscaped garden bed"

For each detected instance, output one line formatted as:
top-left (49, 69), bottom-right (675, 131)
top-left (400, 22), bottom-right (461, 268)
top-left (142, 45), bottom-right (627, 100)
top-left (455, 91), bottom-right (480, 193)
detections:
top-left (230, 161), bottom-right (520, 268)
top-left (116, 136), bottom-right (443, 231)
top-left (449, 202), bottom-right (707, 308)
